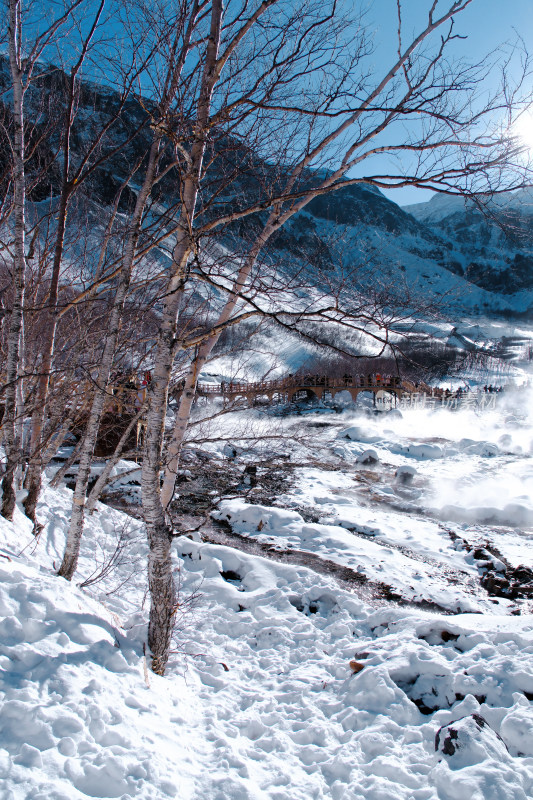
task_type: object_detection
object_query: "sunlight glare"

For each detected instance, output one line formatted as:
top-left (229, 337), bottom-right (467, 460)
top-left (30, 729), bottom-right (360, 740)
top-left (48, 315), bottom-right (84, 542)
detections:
top-left (513, 111), bottom-right (533, 152)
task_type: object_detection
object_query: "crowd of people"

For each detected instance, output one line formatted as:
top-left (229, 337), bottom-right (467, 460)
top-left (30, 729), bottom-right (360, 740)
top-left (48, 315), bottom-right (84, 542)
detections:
top-left (293, 373), bottom-right (402, 388)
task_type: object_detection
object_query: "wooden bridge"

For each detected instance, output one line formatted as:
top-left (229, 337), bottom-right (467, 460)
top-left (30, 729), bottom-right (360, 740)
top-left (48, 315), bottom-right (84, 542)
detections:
top-left (174, 373), bottom-right (493, 410)
top-left (91, 374), bottom-right (474, 456)
top-left (0, 374), bottom-right (499, 460)
top-left (182, 374), bottom-right (405, 405)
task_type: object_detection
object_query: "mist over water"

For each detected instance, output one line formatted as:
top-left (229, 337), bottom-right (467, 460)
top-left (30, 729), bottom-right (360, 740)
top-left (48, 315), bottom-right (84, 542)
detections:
top-left (344, 385), bottom-right (533, 529)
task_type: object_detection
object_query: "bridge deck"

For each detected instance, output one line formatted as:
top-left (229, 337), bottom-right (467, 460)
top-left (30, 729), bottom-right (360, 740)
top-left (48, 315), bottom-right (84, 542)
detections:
top-left (190, 374), bottom-right (404, 401)
top-left (0, 376), bottom-right (498, 459)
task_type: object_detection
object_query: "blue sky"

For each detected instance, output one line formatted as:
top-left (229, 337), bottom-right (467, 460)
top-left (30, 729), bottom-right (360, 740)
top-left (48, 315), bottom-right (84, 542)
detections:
top-left (24, 0), bottom-right (533, 210)
top-left (371, 0), bottom-right (533, 206)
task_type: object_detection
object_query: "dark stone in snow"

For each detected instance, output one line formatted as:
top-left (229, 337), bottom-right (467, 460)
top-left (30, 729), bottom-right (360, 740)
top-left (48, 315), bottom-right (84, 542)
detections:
top-left (243, 465), bottom-right (258, 487)
top-left (356, 449), bottom-right (379, 466)
top-left (395, 465), bottom-right (417, 485)
top-left (512, 565), bottom-right (533, 583)
top-left (220, 569), bottom-right (242, 584)
top-left (480, 572), bottom-right (512, 596)
top-left (435, 714), bottom-right (509, 766)
top-left (440, 629), bottom-right (459, 642)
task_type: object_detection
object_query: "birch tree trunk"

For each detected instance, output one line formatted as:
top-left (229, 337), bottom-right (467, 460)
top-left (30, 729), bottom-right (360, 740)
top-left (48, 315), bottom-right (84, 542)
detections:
top-left (160, 229), bottom-right (272, 508)
top-left (23, 185), bottom-right (71, 524)
top-left (142, 0), bottom-right (223, 675)
top-left (2, 0), bottom-right (26, 520)
top-left (57, 138), bottom-right (161, 580)
top-left (24, 1), bottom-right (106, 525)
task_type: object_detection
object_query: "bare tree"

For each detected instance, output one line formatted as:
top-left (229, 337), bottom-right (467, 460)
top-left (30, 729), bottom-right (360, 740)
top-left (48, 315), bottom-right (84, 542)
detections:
top-left (22, 0), bottom-right (126, 524)
top-left (139, 0), bottom-right (364, 674)
top-left (137, 0), bottom-right (532, 673)
top-left (1, 0), bottom-right (93, 518)
top-left (2, 0), bottom-right (27, 519)
top-left (3, 0), bottom-right (530, 676)
top-left (57, 0), bottom-right (206, 580)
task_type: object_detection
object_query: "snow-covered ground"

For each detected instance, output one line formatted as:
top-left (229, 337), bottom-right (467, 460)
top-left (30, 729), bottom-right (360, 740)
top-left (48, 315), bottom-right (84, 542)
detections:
top-left (1, 390), bottom-right (533, 799)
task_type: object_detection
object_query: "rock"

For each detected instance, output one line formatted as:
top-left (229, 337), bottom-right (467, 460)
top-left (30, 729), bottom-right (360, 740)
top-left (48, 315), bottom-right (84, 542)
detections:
top-left (340, 426), bottom-right (380, 443)
top-left (440, 629), bottom-right (459, 642)
top-left (356, 449), bottom-right (379, 466)
top-left (401, 442), bottom-right (443, 459)
top-left (505, 415), bottom-right (522, 429)
top-left (243, 465), bottom-right (258, 487)
top-left (500, 704), bottom-right (533, 756)
top-left (435, 714), bottom-right (509, 767)
top-left (480, 572), bottom-right (512, 597)
top-left (349, 660), bottom-right (365, 674)
top-left (512, 564), bottom-right (533, 583)
top-left (462, 441), bottom-right (500, 457)
top-left (395, 465), bottom-right (417, 485)
top-left (508, 564), bottom-right (533, 599)
top-left (472, 547), bottom-right (506, 575)
top-left (480, 443), bottom-right (499, 458)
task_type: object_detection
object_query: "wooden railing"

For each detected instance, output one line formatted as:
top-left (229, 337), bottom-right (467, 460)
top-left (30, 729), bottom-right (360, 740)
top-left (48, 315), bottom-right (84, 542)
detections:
top-left (192, 374), bottom-right (403, 395)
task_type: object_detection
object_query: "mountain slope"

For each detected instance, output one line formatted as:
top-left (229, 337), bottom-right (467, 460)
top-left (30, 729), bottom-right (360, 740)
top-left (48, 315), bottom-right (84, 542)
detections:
top-left (402, 191), bottom-right (533, 301)
top-left (1, 55), bottom-right (532, 320)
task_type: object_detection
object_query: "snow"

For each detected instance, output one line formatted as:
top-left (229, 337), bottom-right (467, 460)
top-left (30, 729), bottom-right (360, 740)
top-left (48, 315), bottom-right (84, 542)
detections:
top-left (2, 394), bottom-right (533, 799)
top-left (403, 193), bottom-right (469, 223)
top-left (404, 187), bottom-right (533, 224)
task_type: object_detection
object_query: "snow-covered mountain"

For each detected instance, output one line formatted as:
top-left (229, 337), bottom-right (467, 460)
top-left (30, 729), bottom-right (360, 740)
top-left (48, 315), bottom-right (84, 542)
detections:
top-left (263, 183), bottom-right (533, 317)
top-left (404, 187), bottom-right (533, 224)
top-left (401, 190), bottom-right (533, 303)
top-left (1, 55), bottom-right (532, 319)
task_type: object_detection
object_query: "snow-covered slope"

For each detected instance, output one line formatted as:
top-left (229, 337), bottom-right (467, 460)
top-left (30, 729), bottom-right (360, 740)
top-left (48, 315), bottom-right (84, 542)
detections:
top-left (2, 392), bottom-right (533, 799)
top-left (2, 487), bottom-right (533, 800)
top-left (405, 188), bottom-right (533, 223)
top-left (2, 53), bottom-right (532, 320)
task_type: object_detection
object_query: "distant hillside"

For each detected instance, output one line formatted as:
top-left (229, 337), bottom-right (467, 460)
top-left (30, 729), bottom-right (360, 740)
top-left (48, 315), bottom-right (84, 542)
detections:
top-left (1, 55), bottom-right (532, 318)
top-left (402, 191), bottom-right (533, 300)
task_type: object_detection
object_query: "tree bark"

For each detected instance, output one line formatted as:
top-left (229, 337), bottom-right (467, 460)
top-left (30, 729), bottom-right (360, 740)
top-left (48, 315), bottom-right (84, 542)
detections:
top-left (160, 230), bottom-right (271, 507)
top-left (141, 0), bottom-right (223, 675)
top-left (2, 0), bottom-right (26, 520)
top-left (58, 138), bottom-right (161, 580)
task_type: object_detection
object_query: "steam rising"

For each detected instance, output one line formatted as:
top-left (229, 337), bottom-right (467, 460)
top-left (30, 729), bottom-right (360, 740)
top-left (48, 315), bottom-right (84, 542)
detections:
top-left (345, 385), bottom-right (533, 530)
